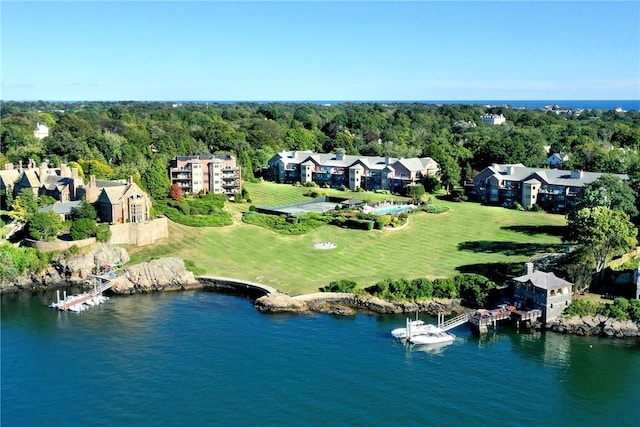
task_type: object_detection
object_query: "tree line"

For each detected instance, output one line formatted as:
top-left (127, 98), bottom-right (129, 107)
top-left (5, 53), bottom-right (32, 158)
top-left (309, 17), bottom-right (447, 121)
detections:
top-left (2, 101), bottom-right (640, 203)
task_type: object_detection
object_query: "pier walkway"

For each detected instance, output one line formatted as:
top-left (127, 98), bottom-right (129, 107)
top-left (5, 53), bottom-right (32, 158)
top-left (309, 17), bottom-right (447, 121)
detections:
top-left (434, 308), bottom-right (543, 334)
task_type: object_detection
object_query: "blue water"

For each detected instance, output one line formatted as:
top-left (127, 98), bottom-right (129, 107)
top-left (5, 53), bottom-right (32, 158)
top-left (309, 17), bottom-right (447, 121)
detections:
top-left (2, 291), bottom-right (640, 426)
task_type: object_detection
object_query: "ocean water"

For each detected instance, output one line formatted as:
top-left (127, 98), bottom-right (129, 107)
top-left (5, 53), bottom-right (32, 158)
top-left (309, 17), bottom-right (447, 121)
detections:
top-left (2, 291), bottom-right (639, 427)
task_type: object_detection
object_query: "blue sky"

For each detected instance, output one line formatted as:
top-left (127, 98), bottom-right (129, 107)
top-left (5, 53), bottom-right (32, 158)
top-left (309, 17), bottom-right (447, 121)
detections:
top-left (2, 1), bottom-right (639, 101)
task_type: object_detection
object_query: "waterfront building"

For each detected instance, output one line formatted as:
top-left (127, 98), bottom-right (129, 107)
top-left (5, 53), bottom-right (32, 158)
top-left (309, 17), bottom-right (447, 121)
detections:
top-left (267, 150), bottom-right (439, 194)
top-left (169, 154), bottom-right (241, 197)
top-left (513, 263), bottom-right (573, 323)
top-left (469, 163), bottom-right (628, 211)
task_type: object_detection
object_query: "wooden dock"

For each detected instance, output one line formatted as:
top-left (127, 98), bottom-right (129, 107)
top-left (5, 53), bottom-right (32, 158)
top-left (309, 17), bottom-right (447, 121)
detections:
top-left (468, 308), bottom-right (542, 334)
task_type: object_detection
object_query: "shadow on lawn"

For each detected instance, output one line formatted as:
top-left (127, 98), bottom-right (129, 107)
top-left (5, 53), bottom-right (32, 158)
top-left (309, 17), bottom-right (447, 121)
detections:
top-left (458, 241), bottom-right (567, 256)
top-left (501, 225), bottom-right (568, 238)
top-left (455, 262), bottom-right (525, 284)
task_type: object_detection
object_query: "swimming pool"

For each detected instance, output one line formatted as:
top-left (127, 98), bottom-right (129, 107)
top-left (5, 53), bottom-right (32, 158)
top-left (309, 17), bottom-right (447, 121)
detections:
top-left (372, 205), bottom-right (414, 215)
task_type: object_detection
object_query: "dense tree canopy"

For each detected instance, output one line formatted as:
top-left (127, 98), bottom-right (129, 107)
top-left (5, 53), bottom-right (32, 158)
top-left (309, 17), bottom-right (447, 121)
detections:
top-left (2, 101), bottom-right (639, 206)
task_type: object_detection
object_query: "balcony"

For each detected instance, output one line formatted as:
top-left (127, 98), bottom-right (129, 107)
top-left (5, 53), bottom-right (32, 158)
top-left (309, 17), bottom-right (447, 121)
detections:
top-left (223, 180), bottom-right (241, 188)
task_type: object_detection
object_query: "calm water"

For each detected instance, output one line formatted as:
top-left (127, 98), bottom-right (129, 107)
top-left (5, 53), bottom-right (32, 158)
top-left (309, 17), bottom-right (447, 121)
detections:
top-left (2, 291), bottom-right (639, 427)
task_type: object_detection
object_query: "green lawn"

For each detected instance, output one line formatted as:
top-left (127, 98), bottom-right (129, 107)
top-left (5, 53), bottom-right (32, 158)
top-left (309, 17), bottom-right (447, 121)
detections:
top-left (126, 182), bottom-right (568, 295)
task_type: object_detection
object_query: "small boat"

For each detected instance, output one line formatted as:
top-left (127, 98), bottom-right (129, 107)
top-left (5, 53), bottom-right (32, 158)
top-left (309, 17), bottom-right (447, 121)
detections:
top-left (391, 312), bottom-right (446, 340)
top-left (408, 331), bottom-right (455, 345)
top-left (391, 319), bottom-right (443, 339)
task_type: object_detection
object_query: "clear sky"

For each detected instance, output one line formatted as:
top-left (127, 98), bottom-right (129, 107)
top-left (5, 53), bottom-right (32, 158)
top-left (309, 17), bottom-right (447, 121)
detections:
top-left (1, 1), bottom-right (639, 101)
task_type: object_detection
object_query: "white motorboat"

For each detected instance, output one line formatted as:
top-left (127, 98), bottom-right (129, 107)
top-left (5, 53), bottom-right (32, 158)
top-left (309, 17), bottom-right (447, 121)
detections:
top-left (391, 317), bottom-right (444, 340)
top-left (408, 330), bottom-right (455, 345)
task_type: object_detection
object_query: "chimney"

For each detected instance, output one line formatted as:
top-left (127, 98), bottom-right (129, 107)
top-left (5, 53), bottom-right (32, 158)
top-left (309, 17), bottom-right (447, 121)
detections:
top-left (128, 176), bottom-right (133, 185)
top-left (90, 175), bottom-right (96, 188)
top-left (18, 160), bottom-right (23, 172)
top-left (570, 170), bottom-right (583, 179)
top-left (71, 168), bottom-right (79, 179)
top-left (60, 164), bottom-right (70, 177)
top-left (28, 159), bottom-right (36, 169)
top-left (525, 262), bottom-right (535, 275)
top-left (4, 163), bottom-right (13, 170)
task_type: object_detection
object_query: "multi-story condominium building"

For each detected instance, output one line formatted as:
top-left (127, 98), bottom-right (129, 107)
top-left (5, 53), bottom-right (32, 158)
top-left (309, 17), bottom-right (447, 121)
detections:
top-left (481, 114), bottom-right (506, 125)
top-left (267, 150), bottom-right (439, 193)
top-left (470, 163), bottom-right (628, 211)
top-left (169, 154), bottom-right (241, 197)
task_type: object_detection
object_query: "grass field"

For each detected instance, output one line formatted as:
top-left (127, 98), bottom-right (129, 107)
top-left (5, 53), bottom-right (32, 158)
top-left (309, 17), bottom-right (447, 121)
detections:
top-left (126, 182), bottom-right (568, 295)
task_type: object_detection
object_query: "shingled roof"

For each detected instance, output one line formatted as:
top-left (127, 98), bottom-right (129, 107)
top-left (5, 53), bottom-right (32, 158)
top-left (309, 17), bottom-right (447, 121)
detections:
top-left (513, 270), bottom-right (572, 290)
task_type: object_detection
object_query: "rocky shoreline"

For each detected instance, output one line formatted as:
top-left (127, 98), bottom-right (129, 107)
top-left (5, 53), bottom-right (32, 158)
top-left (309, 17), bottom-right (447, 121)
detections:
top-left (546, 315), bottom-right (640, 338)
top-left (2, 243), bottom-right (638, 339)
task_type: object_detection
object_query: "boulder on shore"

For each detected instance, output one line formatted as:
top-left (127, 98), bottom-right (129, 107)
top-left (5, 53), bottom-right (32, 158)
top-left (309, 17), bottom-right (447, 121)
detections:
top-left (254, 293), bottom-right (308, 314)
top-left (110, 257), bottom-right (200, 294)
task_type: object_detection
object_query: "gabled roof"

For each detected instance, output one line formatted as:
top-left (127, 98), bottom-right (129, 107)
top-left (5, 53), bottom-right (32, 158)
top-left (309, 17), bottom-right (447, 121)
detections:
top-left (42, 175), bottom-right (72, 191)
top-left (513, 270), bottom-right (572, 290)
top-left (0, 170), bottom-right (20, 188)
top-left (19, 170), bottom-right (41, 187)
top-left (270, 151), bottom-right (439, 174)
top-left (480, 164), bottom-right (627, 188)
top-left (97, 184), bottom-right (129, 205)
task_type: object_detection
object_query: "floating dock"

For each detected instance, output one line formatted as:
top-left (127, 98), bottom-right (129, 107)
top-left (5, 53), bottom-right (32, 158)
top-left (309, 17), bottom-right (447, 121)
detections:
top-left (49, 275), bottom-right (114, 312)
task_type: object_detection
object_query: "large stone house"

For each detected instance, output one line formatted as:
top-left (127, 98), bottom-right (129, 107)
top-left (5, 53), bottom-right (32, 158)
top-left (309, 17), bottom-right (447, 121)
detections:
top-left (267, 150), bottom-right (439, 193)
top-left (1, 160), bottom-right (83, 206)
top-left (469, 163), bottom-right (628, 211)
top-left (169, 154), bottom-right (241, 197)
top-left (80, 175), bottom-right (151, 224)
top-left (513, 263), bottom-right (573, 323)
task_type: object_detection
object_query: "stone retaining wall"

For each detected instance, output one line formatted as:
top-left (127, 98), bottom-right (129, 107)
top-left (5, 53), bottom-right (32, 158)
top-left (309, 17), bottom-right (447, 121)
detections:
top-left (109, 217), bottom-right (169, 246)
top-left (22, 237), bottom-right (96, 252)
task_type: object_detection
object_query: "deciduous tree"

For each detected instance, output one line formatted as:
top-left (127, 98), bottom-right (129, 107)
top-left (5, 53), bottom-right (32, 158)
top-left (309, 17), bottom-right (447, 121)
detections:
top-left (564, 206), bottom-right (638, 283)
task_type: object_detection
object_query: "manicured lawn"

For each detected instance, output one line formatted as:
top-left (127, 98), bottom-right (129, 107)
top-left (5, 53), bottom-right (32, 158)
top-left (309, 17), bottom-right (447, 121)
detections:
top-left (126, 182), bottom-right (568, 295)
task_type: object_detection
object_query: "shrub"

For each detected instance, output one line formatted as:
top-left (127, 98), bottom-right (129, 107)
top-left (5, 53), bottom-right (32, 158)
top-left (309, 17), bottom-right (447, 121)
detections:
top-left (70, 218), bottom-right (98, 240)
top-left (563, 299), bottom-right (599, 317)
top-left (96, 224), bottom-right (111, 243)
top-left (320, 279), bottom-right (358, 293)
top-left (28, 211), bottom-right (63, 241)
top-left (375, 220), bottom-right (385, 230)
top-left (424, 204), bottom-right (449, 214)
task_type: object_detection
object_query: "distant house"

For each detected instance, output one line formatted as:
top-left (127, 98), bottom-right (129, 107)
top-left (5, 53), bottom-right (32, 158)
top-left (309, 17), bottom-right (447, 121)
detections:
top-left (34, 123), bottom-right (49, 139)
top-left (169, 154), bottom-right (241, 197)
top-left (470, 163), bottom-right (628, 211)
top-left (267, 150), bottom-right (439, 193)
top-left (547, 152), bottom-right (569, 167)
top-left (513, 263), bottom-right (573, 323)
top-left (481, 114), bottom-right (506, 125)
